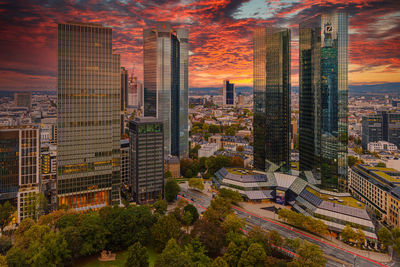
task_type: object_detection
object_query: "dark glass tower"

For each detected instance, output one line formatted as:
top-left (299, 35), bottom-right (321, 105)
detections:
top-left (253, 27), bottom-right (291, 173)
top-left (129, 117), bottom-right (164, 204)
top-left (121, 67), bottom-right (128, 111)
top-left (57, 22), bottom-right (121, 210)
top-left (143, 22), bottom-right (189, 158)
top-left (299, 12), bottom-right (348, 190)
top-left (223, 80), bottom-right (235, 106)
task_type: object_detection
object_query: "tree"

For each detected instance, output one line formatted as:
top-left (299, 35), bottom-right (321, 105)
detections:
top-left (224, 240), bottom-right (247, 266)
top-left (295, 240), bottom-right (326, 267)
top-left (237, 243), bottom-right (266, 267)
top-left (0, 236), bottom-right (12, 255)
top-left (230, 156), bottom-right (244, 168)
top-left (0, 202), bottom-right (14, 234)
top-left (6, 247), bottom-right (27, 267)
top-left (184, 238), bottom-right (212, 266)
top-left (183, 204), bottom-right (199, 225)
top-left (153, 199), bottom-right (168, 216)
top-left (188, 178), bottom-right (204, 191)
top-left (78, 212), bottom-right (107, 256)
top-left (348, 156), bottom-right (358, 167)
top-left (205, 155), bottom-right (231, 176)
top-left (378, 226), bottom-right (392, 249)
top-left (165, 171), bottom-right (172, 179)
top-left (285, 238), bottom-right (301, 252)
top-left (212, 257), bottom-right (228, 267)
top-left (165, 179), bottom-right (181, 202)
top-left (355, 228), bottom-right (366, 248)
top-left (341, 224), bottom-right (356, 243)
top-left (225, 127), bottom-right (236, 136)
top-left (151, 214), bottom-right (182, 252)
top-left (155, 239), bottom-right (191, 267)
top-left (203, 197), bottom-right (233, 224)
top-left (191, 219), bottom-right (225, 257)
top-left (219, 188), bottom-right (242, 203)
top-left (222, 214), bottom-right (245, 234)
top-left (125, 242), bottom-right (149, 267)
top-left (376, 162), bottom-right (386, 168)
top-left (25, 192), bottom-right (48, 221)
top-left (61, 226), bottom-right (83, 259)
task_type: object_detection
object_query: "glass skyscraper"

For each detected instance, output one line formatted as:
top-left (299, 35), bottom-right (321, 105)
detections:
top-left (143, 22), bottom-right (189, 158)
top-left (57, 22), bottom-right (121, 210)
top-left (253, 27), bottom-right (291, 173)
top-left (223, 80), bottom-right (235, 106)
top-left (299, 12), bottom-right (348, 190)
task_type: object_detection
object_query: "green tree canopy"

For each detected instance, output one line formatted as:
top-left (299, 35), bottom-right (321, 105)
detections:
top-left (237, 243), bottom-right (266, 267)
top-left (125, 242), bottom-right (149, 267)
top-left (295, 240), bottom-right (326, 267)
top-left (153, 199), bottom-right (168, 216)
top-left (0, 201), bottom-right (14, 234)
top-left (151, 214), bottom-right (182, 252)
top-left (165, 179), bottom-right (181, 202)
top-left (183, 204), bottom-right (199, 225)
top-left (188, 178), bottom-right (205, 191)
top-left (219, 188), bottom-right (242, 203)
top-left (155, 239), bottom-right (191, 267)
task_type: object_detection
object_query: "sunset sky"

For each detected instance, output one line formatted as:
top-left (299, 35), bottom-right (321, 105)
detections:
top-left (0, 0), bottom-right (399, 91)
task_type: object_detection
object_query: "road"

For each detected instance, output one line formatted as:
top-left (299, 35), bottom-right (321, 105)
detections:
top-left (179, 188), bottom-right (395, 267)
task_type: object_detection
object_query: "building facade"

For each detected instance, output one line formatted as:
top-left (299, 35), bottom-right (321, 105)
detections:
top-left (121, 67), bottom-right (129, 111)
top-left (349, 164), bottom-right (400, 228)
top-left (129, 117), bottom-right (164, 204)
top-left (253, 27), bottom-right (291, 173)
top-left (362, 112), bottom-right (400, 150)
top-left (143, 22), bottom-right (188, 158)
top-left (222, 80), bottom-right (235, 106)
top-left (57, 22), bottom-right (121, 210)
top-left (0, 126), bottom-right (40, 222)
top-left (299, 12), bottom-right (348, 190)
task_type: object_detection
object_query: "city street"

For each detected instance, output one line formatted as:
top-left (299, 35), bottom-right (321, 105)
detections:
top-left (178, 187), bottom-right (396, 267)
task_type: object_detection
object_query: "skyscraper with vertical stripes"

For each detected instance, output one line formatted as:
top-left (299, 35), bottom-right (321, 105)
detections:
top-left (57, 22), bottom-right (121, 210)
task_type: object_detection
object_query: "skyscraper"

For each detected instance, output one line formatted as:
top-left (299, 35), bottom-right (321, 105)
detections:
top-left (129, 117), bottom-right (164, 204)
top-left (222, 80), bottom-right (235, 106)
top-left (143, 22), bottom-right (188, 158)
top-left (0, 126), bottom-right (39, 222)
top-left (57, 22), bottom-right (121, 210)
top-left (121, 67), bottom-right (128, 111)
top-left (362, 111), bottom-right (400, 149)
top-left (299, 12), bottom-right (348, 190)
top-left (253, 27), bottom-right (291, 173)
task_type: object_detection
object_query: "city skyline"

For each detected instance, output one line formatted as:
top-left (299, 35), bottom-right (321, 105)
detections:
top-left (0, 0), bottom-right (400, 91)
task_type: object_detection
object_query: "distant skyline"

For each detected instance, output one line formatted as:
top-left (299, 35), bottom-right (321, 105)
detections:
top-left (0, 0), bottom-right (399, 91)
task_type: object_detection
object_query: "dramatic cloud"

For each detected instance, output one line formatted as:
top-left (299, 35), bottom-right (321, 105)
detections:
top-left (0, 0), bottom-right (399, 90)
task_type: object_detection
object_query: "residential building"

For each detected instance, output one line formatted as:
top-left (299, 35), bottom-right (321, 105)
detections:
top-left (299, 12), bottom-right (348, 190)
top-left (253, 27), bottom-right (291, 173)
top-left (198, 143), bottom-right (219, 158)
top-left (368, 141), bottom-right (398, 152)
top-left (0, 126), bottom-right (40, 222)
top-left (129, 117), bottom-right (164, 204)
top-left (143, 22), bottom-right (188, 158)
top-left (349, 164), bottom-right (400, 228)
top-left (57, 22), bottom-right (121, 210)
top-left (222, 80), bottom-right (235, 106)
top-left (164, 155), bottom-right (180, 178)
top-left (14, 92), bottom-right (32, 110)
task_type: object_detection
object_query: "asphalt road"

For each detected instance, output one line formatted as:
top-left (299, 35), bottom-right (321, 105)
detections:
top-left (179, 188), bottom-right (396, 267)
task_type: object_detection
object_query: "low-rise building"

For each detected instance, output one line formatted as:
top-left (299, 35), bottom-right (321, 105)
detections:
top-left (368, 141), bottom-right (398, 152)
top-left (198, 143), bottom-right (219, 158)
top-left (164, 155), bottom-right (180, 178)
top-left (349, 164), bottom-right (400, 228)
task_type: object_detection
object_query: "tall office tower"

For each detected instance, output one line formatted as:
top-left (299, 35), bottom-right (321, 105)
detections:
top-left (299, 12), bottom-right (348, 190)
top-left (362, 114), bottom-right (383, 150)
top-left (14, 92), bottom-right (32, 110)
top-left (362, 112), bottom-right (400, 149)
top-left (57, 22), bottom-right (121, 210)
top-left (143, 22), bottom-right (189, 158)
top-left (222, 80), bottom-right (235, 106)
top-left (121, 67), bottom-right (129, 111)
top-left (129, 117), bottom-right (164, 204)
top-left (120, 139), bottom-right (130, 186)
top-left (253, 27), bottom-right (291, 173)
top-left (0, 126), bottom-right (39, 222)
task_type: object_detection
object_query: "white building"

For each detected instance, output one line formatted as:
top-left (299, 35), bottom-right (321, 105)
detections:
top-left (368, 141), bottom-right (398, 152)
top-left (198, 143), bottom-right (219, 158)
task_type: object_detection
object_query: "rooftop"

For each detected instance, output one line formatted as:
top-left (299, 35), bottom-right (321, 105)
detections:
top-left (305, 186), bottom-right (365, 209)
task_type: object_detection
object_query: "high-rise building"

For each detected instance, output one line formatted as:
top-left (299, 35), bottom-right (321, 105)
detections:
top-left (121, 67), bottom-right (129, 111)
top-left (0, 126), bottom-right (40, 222)
top-left (57, 22), bottom-right (121, 210)
top-left (120, 139), bottom-right (130, 186)
top-left (253, 27), bottom-right (291, 173)
top-left (362, 114), bottom-right (383, 150)
top-left (129, 117), bottom-right (164, 204)
top-left (143, 22), bottom-right (188, 158)
top-left (362, 112), bottom-right (400, 149)
top-left (14, 92), bottom-right (32, 110)
top-left (299, 12), bottom-right (348, 190)
top-left (222, 80), bottom-right (235, 106)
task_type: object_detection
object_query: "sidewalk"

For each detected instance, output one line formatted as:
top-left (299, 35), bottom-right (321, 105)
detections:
top-left (239, 202), bottom-right (392, 263)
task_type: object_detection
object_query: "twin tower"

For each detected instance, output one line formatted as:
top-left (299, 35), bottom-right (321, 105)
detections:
top-left (253, 12), bottom-right (348, 191)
